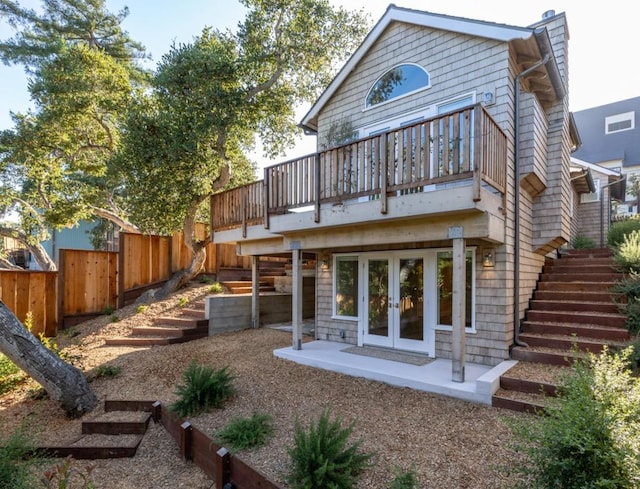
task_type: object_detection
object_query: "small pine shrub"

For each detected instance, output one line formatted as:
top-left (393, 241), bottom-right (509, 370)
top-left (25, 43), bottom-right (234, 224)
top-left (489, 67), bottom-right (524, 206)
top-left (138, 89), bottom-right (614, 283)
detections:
top-left (286, 410), bottom-right (374, 489)
top-left (571, 234), bottom-right (596, 249)
top-left (509, 347), bottom-right (640, 488)
top-left (170, 362), bottom-right (235, 417)
top-left (0, 426), bottom-right (39, 489)
top-left (389, 465), bottom-right (418, 489)
top-left (216, 412), bottom-right (274, 452)
top-left (615, 229), bottom-right (640, 272)
top-left (607, 218), bottom-right (640, 247)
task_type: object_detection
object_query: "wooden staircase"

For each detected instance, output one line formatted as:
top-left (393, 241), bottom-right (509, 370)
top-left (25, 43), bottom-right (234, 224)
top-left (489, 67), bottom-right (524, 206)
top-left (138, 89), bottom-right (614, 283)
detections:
top-left (104, 300), bottom-right (208, 347)
top-left (218, 258), bottom-right (289, 294)
top-left (492, 248), bottom-right (630, 413)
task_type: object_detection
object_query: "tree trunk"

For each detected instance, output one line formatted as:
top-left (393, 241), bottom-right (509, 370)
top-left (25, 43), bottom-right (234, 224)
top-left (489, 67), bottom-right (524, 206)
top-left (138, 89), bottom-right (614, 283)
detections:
top-left (0, 302), bottom-right (98, 417)
top-left (0, 256), bottom-right (22, 270)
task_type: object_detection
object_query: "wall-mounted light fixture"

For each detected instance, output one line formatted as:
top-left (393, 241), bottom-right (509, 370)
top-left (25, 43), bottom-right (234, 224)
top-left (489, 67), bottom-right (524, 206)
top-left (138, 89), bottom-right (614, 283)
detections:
top-left (320, 254), bottom-right (331, 270)
top-left (482, 248), bottom-right (495, 268)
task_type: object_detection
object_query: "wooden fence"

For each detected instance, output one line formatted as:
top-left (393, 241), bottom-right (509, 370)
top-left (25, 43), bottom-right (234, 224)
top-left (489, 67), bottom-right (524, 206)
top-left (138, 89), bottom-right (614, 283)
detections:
top-left (1, 227), bottom-right (249, 332)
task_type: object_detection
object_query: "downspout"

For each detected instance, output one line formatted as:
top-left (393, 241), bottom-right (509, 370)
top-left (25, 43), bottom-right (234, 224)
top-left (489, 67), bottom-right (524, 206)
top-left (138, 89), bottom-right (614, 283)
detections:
top-left (599, 176), bottom-right (626, 247)
top-left (513, 54), bottom-right (550, 348)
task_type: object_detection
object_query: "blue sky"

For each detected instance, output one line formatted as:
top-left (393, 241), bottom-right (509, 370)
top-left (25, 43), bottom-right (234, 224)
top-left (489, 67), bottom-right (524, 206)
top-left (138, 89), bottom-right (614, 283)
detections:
top-left (1, 0), bottom-right (638, 166)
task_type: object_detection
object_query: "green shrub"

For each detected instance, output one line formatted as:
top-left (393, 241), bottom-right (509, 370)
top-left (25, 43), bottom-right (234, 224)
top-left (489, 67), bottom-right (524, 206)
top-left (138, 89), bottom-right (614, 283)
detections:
top-left (571, 234), bottom-right (596, 249)
top-left (611, 273), bottom-right (640, 334)
top-left (286, 410), bottom-right (374, 489)
top-left (170, 362), bottom-right (235, 417)
top-left (41, 455), bottom-right (96, 489)
top-left (388, 465), bottom-right (418, 489)
top-left (509, 347), bottom-right (640, 489)
top-left (615, 229), bottom-right (640, 272)
top-left (198, 275), bottom-right (214, 284)
top-left (88, 364), bottom-right (122, 381)
top-left (607, 218), bottom-right (640, 247)
top-left (102, 305), bottom-right (114, 315)
top-left (0, 354), bottom-right (27, 395)
top-left (208, 282), bottom-right (223, 294)
top-left (136, 304), bottom-right (148, 314)
top-left (216, 412), bottom-right (274, 452)
top-left (178, 297), bottom-right (189, 307)
top-left (0, 426), bottom-right (39, 489)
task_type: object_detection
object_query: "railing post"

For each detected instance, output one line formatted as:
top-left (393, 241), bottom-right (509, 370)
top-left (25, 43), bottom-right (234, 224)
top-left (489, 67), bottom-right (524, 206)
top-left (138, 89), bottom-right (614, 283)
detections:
top-left (314, 153), bottom-right (321, 223)
top-left (473, 105), bottom-right (483, 202)
top-left (263, 168), bottom-right (270, 229)
top-left (241, 187), bottom-right (247, 238)
top-left (381, 134), bottom-right (388, 214)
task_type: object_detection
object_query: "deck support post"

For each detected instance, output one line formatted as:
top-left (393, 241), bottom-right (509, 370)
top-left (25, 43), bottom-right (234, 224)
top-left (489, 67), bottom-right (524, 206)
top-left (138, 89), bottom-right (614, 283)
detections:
top-left (251, 255), bottom-right (260, 329)
top-left (292, 247), bottom-right (303, 350)
top-left (450, 227), bottom-right (466, 382)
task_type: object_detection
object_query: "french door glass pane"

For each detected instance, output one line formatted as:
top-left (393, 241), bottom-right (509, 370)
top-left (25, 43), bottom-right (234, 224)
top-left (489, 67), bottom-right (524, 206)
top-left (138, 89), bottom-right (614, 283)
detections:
top-left (437, 251), bottom-right (472, 327)
top-left (399, 258), bottom-right (423, 340)
top-left (367, 259), bottom-right (389, 337)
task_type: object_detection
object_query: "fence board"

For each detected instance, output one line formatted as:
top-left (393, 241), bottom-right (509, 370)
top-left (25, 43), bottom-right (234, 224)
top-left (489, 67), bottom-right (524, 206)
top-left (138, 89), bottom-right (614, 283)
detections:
top-left (0, 270), bottom-right (57, 336)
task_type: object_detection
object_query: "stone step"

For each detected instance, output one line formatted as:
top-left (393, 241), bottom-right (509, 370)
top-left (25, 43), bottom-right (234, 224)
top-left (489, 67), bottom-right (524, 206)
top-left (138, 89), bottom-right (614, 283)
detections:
top-left (528, 299), bottom-right (620, 314)
top-left (525, 309), bottom-right (626, 328)
top-left (521, 320), bottom-right (630, 341)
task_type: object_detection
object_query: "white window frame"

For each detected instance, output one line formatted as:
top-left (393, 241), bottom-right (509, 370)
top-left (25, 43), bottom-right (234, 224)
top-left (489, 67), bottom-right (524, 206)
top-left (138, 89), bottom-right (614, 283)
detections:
top-left (605, 111), bottom-right (635, 134)
top-left (363, 63), bottom-right (431, 111)
top-left (332, 255), bottom-right (359, 321)
top-left (580, 179), bottom-right (601, 203)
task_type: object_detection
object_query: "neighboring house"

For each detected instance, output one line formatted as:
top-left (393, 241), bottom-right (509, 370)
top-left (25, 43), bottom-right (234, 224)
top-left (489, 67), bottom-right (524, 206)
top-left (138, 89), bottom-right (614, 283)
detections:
top-left (572, 96), bottom-right (640, 216)
top-left (210, 6), bottom-right (589, 381)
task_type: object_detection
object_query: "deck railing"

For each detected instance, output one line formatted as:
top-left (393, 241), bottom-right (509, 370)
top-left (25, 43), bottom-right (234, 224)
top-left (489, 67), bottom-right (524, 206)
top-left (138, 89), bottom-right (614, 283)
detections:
top-left (211, 103), bottom-right (507, 232)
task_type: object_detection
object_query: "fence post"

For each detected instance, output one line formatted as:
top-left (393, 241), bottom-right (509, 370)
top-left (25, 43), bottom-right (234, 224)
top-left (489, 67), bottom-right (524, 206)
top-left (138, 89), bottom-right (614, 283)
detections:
top-left (215, 447), bottom-right (231, 489)
top-left (179, 421), bottom-right (193, 461)
top-left (117, 232), bottom-right (126, 309)
top-left (151, 401), bottom-right (162, 423)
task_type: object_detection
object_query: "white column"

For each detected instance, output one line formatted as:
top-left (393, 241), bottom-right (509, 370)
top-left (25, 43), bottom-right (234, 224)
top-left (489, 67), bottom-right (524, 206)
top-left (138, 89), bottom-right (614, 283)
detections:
top-left (251, 255), bottom-right (260, 329)
top-left (451, 233), bottom-right (466, 382)
top-left (292, 248), bottom-right (303, 350)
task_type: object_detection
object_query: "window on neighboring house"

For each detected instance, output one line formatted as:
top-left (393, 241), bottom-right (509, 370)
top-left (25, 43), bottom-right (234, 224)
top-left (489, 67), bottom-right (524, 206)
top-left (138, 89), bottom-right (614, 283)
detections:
top-left (365, 63), bottom-right (430, 108)
top-left (580, 179), bottom-right (601, 203)
top-left (334, 256), bottom-right (359, 319)
top-left (605, 111), bottom-right (635, 134)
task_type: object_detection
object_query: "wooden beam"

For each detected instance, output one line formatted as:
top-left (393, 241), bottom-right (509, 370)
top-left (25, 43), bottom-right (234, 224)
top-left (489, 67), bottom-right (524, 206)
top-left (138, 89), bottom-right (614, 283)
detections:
top-left (291, 248), bottom-right (303, 350)
top-left (450, 231), bottom-right (466, 383)
top-left (251, 255), bottom-right (260, 329)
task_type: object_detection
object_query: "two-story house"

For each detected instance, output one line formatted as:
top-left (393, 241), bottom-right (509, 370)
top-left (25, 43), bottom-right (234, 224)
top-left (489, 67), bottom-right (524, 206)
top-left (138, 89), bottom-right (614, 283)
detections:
top-left (210, 5), bottom-right (590, 397)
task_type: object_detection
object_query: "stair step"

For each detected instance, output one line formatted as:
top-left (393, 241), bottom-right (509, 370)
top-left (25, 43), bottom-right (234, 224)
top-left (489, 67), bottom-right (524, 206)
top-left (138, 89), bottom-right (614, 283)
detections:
top-left (539, 272), bottom-right (623, 282)
top-left (82, 412), bottom-right (152, 435)
top-left (555, 256), bottom-right (617, 265)
top-left (179, 307), bottom-right (205, 317)
top-left (518, 332), bottom-right (622, 354)
top-left (104, 333), bottom-right (207, 347)
top-left (528, 299), bottom-right (619, 314)
top-left (153, 316), bottom-right (207, 328)
top-left (522, 320), bottom-right (630, 341)
top-left (230, 286), bottom-right (276, 294)
top-left (561, 248), bottom-right (613, 257)
top-left (533, 290), bottom-right (622, 302)
top-left (38, 434), bottom-right (144, 459)
top-left (130, 325), bottom-right (207, 337)
top-left (511, 346), bottom-right (586, 366)
top-left (543, 264), bottom-right (618, 274)
top-left (537, 281), bottom-right (618, 292)
top-left (525, 310), bottom-right (626, 328)
top-left (500, 375), bottom-right (557, 396)
top-left (491, 389), bottom-right (546, 414)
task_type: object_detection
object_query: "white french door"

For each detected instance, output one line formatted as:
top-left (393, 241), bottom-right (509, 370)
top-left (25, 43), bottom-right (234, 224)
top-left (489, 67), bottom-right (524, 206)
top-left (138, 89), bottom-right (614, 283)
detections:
top-left (362, 252), bottom-right (434, 355)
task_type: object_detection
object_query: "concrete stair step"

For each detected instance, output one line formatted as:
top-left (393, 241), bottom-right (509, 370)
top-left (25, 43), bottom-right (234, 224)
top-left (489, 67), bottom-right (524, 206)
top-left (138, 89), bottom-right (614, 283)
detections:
top-left (525, 309), bottom-right (626, 328)
top-left (528, 299), bottom-right (620, 314)
top-left (522, 320), bottom-right (630, 341)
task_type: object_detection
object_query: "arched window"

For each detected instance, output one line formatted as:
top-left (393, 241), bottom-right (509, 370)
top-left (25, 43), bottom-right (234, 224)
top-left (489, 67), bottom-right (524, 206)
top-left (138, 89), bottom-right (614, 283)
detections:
top-left (365, 63), bottom-right (430, 108)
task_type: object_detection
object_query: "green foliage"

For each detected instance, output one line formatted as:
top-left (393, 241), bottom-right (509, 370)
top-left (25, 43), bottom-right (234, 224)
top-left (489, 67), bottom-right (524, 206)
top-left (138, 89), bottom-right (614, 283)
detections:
top-left (170, 362), bottom-right (235, 418)
top-left (60, 327), bottom-right (80, 338)
top-left (286, 410), bottom-right (374, 489)
top-left (41, 455), bottom-right (96, 489)
top-left (0, 425), bottom-right (39, 489)
top-left (109, 314), bottom-right (119, 322)
top-left (178, 297), bottom-right (189, 307)
top-left (88, 364), bottom-right (121, 381)
top-left (570, 234), bottom-right (596, 249)
top-left (0, 353), bottom-right (27, 395)
top-left (615, 229), bottom-right (640, 272)
top-left (208, 282), bottom-right (223, 294)
top-left (607, 218), bottom-right (640, 247)
top-left (102, 305), bottom-right (114, 315)
top-left (198, 274), bottom-right (214, 284)
top-left (509, 347), bottom-right (640, 489)
top-left (388, 465), bottom-right (419, 489)
top-left (216, 412), bottom-right (275, 452)
top-left (611, 272), bottom-right (640, 334)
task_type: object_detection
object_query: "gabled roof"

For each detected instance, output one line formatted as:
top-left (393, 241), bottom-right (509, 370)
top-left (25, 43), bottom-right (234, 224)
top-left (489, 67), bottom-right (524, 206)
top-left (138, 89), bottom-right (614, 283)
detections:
top-left (572, 96), bottom-right (640, 168)
top-left (571, 157), bottom-right (627, 201)
top-left (301, 4), bottom-right (564, 132)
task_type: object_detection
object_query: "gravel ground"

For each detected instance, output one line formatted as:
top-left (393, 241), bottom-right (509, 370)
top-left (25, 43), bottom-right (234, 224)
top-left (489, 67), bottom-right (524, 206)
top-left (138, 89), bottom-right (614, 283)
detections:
top-left (0, 282), bottom-right (529, 488)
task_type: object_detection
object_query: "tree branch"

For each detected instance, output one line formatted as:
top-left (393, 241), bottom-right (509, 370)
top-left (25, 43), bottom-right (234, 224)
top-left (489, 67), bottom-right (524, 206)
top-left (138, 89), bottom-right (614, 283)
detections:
top-left (89, 206), bottom-right (140, 234)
